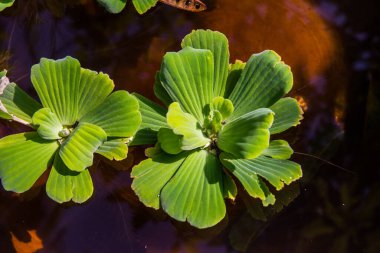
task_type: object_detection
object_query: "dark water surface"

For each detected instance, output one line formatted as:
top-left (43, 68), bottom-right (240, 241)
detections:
top-left (0, 0), bottom-right (379, 252)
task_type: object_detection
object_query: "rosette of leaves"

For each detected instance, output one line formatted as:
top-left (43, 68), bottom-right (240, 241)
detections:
top-left (0, 0), bottom-right (14, 11)
top-left (97, 0), bottom-right (159, 14)
top-left (0, 57), bottom-right (141, 203)
top-left (131, 29), bottom-right (304, 228)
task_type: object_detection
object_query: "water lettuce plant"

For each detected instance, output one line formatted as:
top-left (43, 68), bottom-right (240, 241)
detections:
top-left (131, 29), bottom-right (304, 228)
top-left (0, 0), bottom-right (14, 11)
top-left (0, 57), bottom-right (141, 203)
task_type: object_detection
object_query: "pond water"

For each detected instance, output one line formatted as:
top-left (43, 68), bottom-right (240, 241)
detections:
top-left (0, 0), bottom-right (379, 252)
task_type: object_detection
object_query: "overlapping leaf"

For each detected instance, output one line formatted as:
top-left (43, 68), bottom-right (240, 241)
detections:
top-left (96, 0), bottom-right (127, 13)
top-left (32, 108), bottom-right (63, 140)
top-left (0, 0), bottom-right (14, 11)
top-left (132, 0), bottom-right (158, 14)
top-left (270, 97), bottom-right (303, 134)
top-left (263, 140), bottom-right (293, 160)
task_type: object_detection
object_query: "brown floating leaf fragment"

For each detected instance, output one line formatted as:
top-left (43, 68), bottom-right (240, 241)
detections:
top-left (11, 230), bottom-right (43, 253)
top-left (159, 0), bottom-right (207, 12)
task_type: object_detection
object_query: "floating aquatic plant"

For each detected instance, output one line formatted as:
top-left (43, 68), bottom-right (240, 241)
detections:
top-left (98, 0), bottom-right (206, 14)
top-left (0, 0), bottom-right (14, 11)
top-left (0, 57), bottom-right (141, 203)
top-left (131, 29), bottom-right (304, 228)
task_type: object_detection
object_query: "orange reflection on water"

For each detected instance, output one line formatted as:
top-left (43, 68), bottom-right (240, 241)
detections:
top-left (11, 230), bottom-right (43, 253)
top-left (201, 0), bottom-right (339, 86)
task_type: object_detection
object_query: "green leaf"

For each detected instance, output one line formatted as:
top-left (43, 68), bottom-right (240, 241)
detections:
top-left (263, 140), bottom-right (293, 160)
top-left (96, 138), bottom-right (129, 161)
top-left (32, 108), bottom-right (63, 140)
top-left (161, 150), bottom-right (226, 228)
top-left (77, 68), bottom-right (114, 119)
top-left (0, 69), bottom-right (7, 78)
top-left (229, 50), bottom-right (293, 119)
top-left (0, 110), bottom-right (11, 120)
top-left (132, 0), bottom-right (159, 14)
top-left (270, 97), bottom-right (303, 134)
top-left (160, 47), bottom-right (214, 123)
top-left (0, 132), bottom-right (59, 193)
top-left (154, 72), bottom-right (172, 107)
top-left (181, 29), bottom-right (229, 97)
top-left (96, 0), bottom-right (127, 13)
top-left (0, 0), bottom-right (14, 11)
top-left (221, 153), bottom-right (302, 192)
top-left (131, 151), bottom-right (187, 209)
top-left (167, 102), bottom-right (210, 150)
top-left (225, 60), bottom-right (245, 98)
top-left (31, 57), bottom-right (81, 125)
top-left (59, 123), bottom-right (107, 172)
top-left (218, 108), bottom-right (274, 159)
top-left (131, 93), bottom-right (167, 145)
top-left (46, 153), bottom-right (93, 203)
top-left (158, 128), bottom-right (182, 155)
top-left (80, 90), bottom-right (141, 137)
top-left (211, 96), bottom-right (234, 119)
top-left (0, 82), bottom-right (42, 124)
top-left (223, 173), bottom-right (237, 200)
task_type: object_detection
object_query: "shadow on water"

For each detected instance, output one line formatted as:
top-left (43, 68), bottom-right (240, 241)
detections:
top-left (0, 0), bottom-right (379, 252)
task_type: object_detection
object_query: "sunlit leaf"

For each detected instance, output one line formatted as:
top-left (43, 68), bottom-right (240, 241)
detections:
top-left (160, 47), bottom-right (214, 123)
top-left (0, 110), bottom-right (11, 120)
top-left (131, 93), bottom-right (167, 145)
top-left (270, 97), bottom-right (303, 134)
top-left (0, 0), bottom-right (14, 11)
top-left (263, 140), bottom-right (294, 160)
top-left (31, 57), bottom-right (81, 125)
top-left (161, 150), bottom-right (226, 228)
top-left (59, 123), bottom-right (107, 172)
top-left (46, 153), bottom-right (93, 203)
top-left (77, 68), bottom-right (114, 119)
top-left (80, 90), bottom-right (141, 137)
top-left (0, 82), bottom-right (42, 124)
top-left (221, 153), bottom-right (302, 192)
top-left (96, 0), bottom-right (127, 13)
top-left (218, 108), bottom-right (274, 159)
top-left (96, 138), bottom-right (129, 161)
top-left (225, 60), bottom-right (246, 98)
top-left (32, 108), bottom-right (63, 140)
top-left (0, 132), bottom-right (59, 193)
top-left (167, 102), bottom-right (210, 150)
top-left (181, 29), bottom-right (229, 97)
top-left (132, 0), bottom-right (158, 14)
top-left (131, 150), bottom-right (187, 209)
top-left (157, 128), bottom-right (182, 155)
top-left (211, 96), bottom-right (234, 119)
top-left (229, 50), bottom-right (293, 119)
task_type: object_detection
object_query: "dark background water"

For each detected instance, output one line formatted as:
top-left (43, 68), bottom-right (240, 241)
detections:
top-left (0, 0), bottom-right (379, 252)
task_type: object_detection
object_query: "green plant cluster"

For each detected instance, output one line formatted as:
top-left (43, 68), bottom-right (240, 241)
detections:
top-left (0, 29), bottom-right (303, 228)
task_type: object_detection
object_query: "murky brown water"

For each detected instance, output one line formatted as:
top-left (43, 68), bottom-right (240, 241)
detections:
top-left (0, 0), bottom-right (379, 252)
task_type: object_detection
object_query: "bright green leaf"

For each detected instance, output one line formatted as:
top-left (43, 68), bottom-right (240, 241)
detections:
top-left (131, 150), bottom-right (187, 209)
top-left (31, 57), bottom-right (81, 125)
top-left (131, 93), bottom-right (167, 145)
top-left (167, 102), bottom-right (210, 150)
top-left (0, 82), bottom-right (42, 124)
top-left (0, 0), bottom-right (14, 11)
top-left (181, 29), bottom-right (229, 97)
top-left (211, 96), bottom-right (234, 119)
top-left (80, 90), bottom-right (141, 137)
top-left (229, 50), bottom-right (293, 119)
top-left (77, 68), bottom-right (114, 119)
top-left (46, 153), bottom-right (93, 203)
top-left (263, 140), bottom-right (294, 160)
top-left (132, 0), bottom-right (158, 14)
top-left (96, 0), bottom-right (127, 13)
top-left (157, 128), bottom-right (182, 155)
top-left (96, 138), bottom-right (129, 161)
top-left (0, 110), bottom-right (11, 120)
top-left (161, 150), bottom-right (226, 228)
top-left (0, 70), bottom-right (6, 78)
top-left (218, 108), bottom-right (274, 159)
top-left (225, 60), bottom-right (246, 98)
top-left (59, 123), bottom-right (107, 172)
top-left (221, 153), bottom-right (302, 192)
top-left (160, 47), bottom-right (214, 123)
top-left (270, 97), bottom-right (303, 134)
top-left (0, 132), bottom-right (59, 193)
top-left (154, 72), bottom-right (172, 107)
top-left (32, 108), bottom-right (63, 140)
